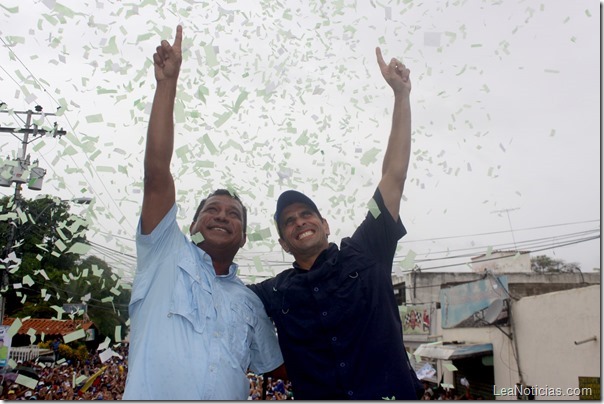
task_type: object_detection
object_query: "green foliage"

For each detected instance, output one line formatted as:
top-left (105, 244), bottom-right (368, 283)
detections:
top-left (38, 341), bottom-right (50, 350)
top-left (1, 195), bottom-right (131, 345)
top-left (70, 256), bottom-right (130, 340)
top-left (1, 195), bottom-right (83, 315)
top-left (56, 343), bottom-right (89, 362)
top-left (74, 345), bottom-right (90, 362)
top-left (531, 255), bottom-right (581, 273)
top-left (57, 343), bottom-right (73, 359)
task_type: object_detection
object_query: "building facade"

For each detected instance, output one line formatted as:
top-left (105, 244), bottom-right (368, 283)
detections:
top-left (397, 253), bottom-right (600, 400)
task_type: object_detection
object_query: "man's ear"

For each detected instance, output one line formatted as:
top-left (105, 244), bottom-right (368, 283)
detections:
top-left (322, 218), bottom-right (330, 238)
top-left (240, 233), bottom-right (247, 248)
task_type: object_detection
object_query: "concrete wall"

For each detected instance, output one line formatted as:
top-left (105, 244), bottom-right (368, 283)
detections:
top-left (471, 251), bottom-right (531, 273)
top-left (511, 284), bottom-right (600, 400)
top-left (402, 271), bottom-right (600, 305)
top-left (402, 272), bottom-right (601, 400)
top-left (432, 285), bottom-right (601, 400)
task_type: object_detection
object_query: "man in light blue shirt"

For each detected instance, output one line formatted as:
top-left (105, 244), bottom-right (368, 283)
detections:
top-left (123, 25), bottom-right (284, 400)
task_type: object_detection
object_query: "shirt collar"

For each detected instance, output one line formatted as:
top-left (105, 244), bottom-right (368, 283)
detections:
top-left (292, 243), bottom-right (339, 271)
top-left (193, 242), bottom-right (239, 279)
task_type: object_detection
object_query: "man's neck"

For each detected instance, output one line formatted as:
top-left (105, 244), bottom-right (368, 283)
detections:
top-left (196, 242), bottom-right (235, 276)
top-left (212, 260), bottom-right (231, 276)
top-left (294, 246), bottom-right (330, 270)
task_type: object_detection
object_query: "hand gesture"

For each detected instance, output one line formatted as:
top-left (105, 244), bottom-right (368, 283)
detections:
top-left (376, 47), bottom-right (411, 95)
top-left (153, 25), bottom-right (183, 82)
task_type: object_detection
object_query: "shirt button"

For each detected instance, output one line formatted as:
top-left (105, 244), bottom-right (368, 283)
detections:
top-left (313, 287), bottom-right (319, 292)
top-left (340, 362), bottom-right (346, 367)
top-left (331, 336), bottom-right (337, 342)
top-left (167, 313), bottom-right (173, 318)
top-left (322, 311), bottom-right (328, 316)
top-left (348, 391), bottom-right (354, 396)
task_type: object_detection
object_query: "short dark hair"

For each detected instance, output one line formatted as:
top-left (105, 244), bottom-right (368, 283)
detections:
top-left (192, 189), bottom-right (247, 235)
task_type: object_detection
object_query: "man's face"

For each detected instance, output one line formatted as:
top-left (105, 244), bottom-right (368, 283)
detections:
top-left (190, 195), bottom-right (246, 251)
top-left (278, 202), bottom-right (330, 258)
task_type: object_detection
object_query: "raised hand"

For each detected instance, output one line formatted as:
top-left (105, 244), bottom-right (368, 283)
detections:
top-left (376, 47), bottom-right (411, 95)
top-left (153, 25), bottom-right (183, 82)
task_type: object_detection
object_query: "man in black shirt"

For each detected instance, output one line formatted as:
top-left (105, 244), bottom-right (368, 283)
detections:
top-left (249, 47), bottom-right (422, 400)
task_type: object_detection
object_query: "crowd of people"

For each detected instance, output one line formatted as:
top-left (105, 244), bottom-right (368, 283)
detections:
top-left (0, 344), bottom-right (295, 400)
top-left (0, 344), bottom-right (488, 401)
top-left (0, 345), bottom-right (128, 400)
top-left (248, 374), bottom-right (294, 400)
top-left (420, 381), bottom-right (484, 400)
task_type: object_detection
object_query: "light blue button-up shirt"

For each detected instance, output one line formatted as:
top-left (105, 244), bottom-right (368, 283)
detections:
top-left (123, 204), bottom-right (283, 400)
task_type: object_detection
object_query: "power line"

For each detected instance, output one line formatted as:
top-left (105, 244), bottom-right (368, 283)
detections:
top-left (0, 35), bottom-right (135, 238)
top-left (405, 228), bottom-right (600, 263)
top-left (404, 234), bottom-right (599, 273)
top-left (86, 221), bottom-right (601, 280)
top-left (401, 219), bottom-right (599, 244)
top-left (87, 241), bottom-right (137, 261)
top-left (233, 229), bottom-right (601, 276)
top-left (0, 37), bottom-right (52, 94)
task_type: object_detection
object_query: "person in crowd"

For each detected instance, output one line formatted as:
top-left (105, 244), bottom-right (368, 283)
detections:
top-left (249, 46), bottom-right (423, 399)
top-left (122, 24), bottom-right (284, 400)
top-left (0, 345), bottom-right (129, 401)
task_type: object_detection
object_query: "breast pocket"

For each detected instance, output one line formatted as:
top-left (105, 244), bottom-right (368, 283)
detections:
top-left (331, 256), bottom-right (379, 324)
top-left (228, 301), bottom-right (256, 369)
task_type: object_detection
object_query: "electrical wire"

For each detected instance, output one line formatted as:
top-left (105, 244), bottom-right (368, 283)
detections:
top-left (0, 35), bottom-right (135, 237)
top-left (407, 234), bottom-right (599, 273)
top-left (402, 228), bottom-right (599, 263)
top-left (2, 43), bottom-right (599, 278)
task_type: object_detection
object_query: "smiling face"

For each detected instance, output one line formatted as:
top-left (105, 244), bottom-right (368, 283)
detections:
top-left (189, 194), bottom-right (246, 254)
top-left (278, 202), bottom-right (330, 267)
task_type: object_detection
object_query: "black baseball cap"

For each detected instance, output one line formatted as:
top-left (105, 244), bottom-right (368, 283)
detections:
top-left (274, 190), bottom-right (321, 226)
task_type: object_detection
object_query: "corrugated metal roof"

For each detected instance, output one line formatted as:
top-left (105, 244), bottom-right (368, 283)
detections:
top-left (471, 250), bottom-right (530, 260)
top-left (3, 318), bottom-right (94, 336)
top-left (414, 343), bottom-right (493, 360)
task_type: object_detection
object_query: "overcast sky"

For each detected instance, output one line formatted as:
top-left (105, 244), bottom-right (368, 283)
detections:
top-left (0, 0), bottom-right (600, 282)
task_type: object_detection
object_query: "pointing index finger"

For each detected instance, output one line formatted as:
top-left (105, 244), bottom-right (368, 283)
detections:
top-left (375, 47), bottom-right (387, 69)
top-left (173, 25), bottom-right (183, 50)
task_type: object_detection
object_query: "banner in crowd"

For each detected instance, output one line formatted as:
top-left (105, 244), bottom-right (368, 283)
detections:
top-left (0, 325), bottom-right (12, 368)
top-left (416, 362), bottom-right (437, 381)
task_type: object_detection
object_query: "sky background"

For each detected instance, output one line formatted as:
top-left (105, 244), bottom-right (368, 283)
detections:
top-left (0, 0), bottom-right (600, 284)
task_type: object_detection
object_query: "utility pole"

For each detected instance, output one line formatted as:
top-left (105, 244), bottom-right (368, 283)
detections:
top-left (0, 105), bottom-right (67, 321)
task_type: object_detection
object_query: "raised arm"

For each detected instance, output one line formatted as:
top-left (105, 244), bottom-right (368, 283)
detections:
top-left (375, 47), bottom-right (412, 221)
top-left (141, 25), bottom-right (183, 234)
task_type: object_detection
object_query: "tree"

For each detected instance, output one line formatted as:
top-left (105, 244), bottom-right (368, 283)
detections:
top-left (64, 255), bottom-right (130, 341)
top-left (1, 195), bottom-right (84, 316)
top-left (530, 255), bottom-right (581, 273)
top-left (0, 195), bottom-right (130, 343)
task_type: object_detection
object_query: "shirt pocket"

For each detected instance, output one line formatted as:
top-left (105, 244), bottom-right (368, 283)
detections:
top-left (228, 301), bottom-right (256, 368)
top-left (170, 258), bottom-right (212, 334)
top-left (331, 255), bottom-right (379, 321)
